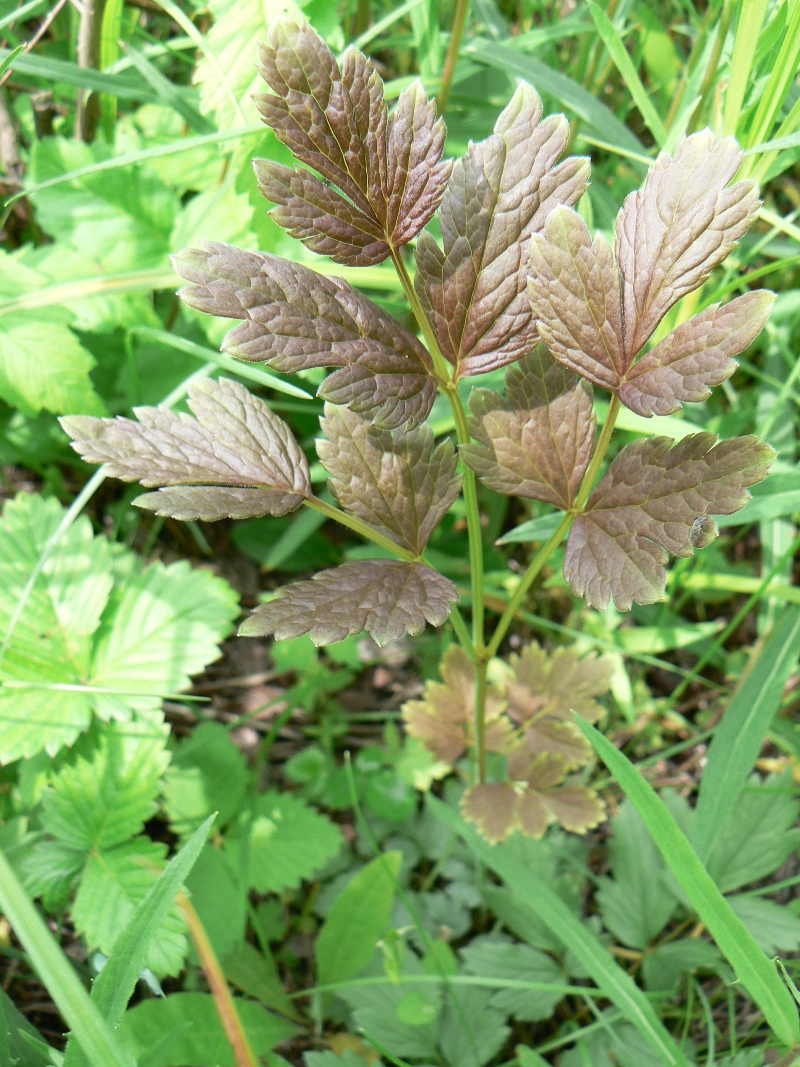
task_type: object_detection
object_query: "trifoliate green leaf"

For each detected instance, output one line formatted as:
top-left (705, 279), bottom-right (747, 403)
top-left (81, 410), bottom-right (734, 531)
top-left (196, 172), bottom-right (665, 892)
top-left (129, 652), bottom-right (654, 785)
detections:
top-left (163, 721), bottom-right (249, 836)
top-left (460, 938), bottom-right (565, 1022)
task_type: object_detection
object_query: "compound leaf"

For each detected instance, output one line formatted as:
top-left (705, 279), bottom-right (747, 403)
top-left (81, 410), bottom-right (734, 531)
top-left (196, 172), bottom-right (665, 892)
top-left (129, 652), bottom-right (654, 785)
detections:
top-left (318, 404), bottom-right (461, 554)
top-left (619, 291), bottom-right (775, 417)
top-left (616, 132), bottom-right (760, 356)
top-left (528, 205), bottom-right (626, 389)
top-left (415, 82), bottom-right (588, 377)
top-left (230, 790), bottom-right (342, 894)
top-left (564, 434), bottom-right (775, 610)
top-left (62, 376), bottom-right (310, 520)
top-left (254, 19), bottom-right (449, 265)
top-left (462, 346), bottom-right (595, 508)
top-left (460, 939), bottom-right (564, 1022)
top-left (240, 560), bottom-right (458, 646)
top-left (402, 646), bottom-right (512, 764)
top-left (174, 243), bottom-right (435, 429)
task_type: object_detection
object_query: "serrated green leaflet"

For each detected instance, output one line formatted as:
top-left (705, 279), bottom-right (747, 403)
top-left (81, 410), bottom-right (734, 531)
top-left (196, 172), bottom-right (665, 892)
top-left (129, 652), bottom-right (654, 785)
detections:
top-left (579, 720), bottom-right (800, 1050)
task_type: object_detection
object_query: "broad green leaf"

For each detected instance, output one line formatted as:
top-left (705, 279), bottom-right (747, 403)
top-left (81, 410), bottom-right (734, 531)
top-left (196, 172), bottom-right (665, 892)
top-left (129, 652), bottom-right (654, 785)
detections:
top-left (223, 941), bottom-right (301, 1020)
top-left (728, 896), bottom-right (800, 957)
top-left (429, 797), bottom-right (690, 1066)
top-left (705, 774), bottom-right (800, 893)
top-left (119, 992), bottom-right (298, 1067)
top-left (460, 940), bottom-right (564, 1022)
top-left (596, 801), bottom-right (677, 950)
top-left (316, 852), bottom-right (402, 986)
top-left (437, 986), bottom-right (509, 1067)
top-left (227, 790), bottom-right (342, 893)
top-left (641, 939), bottom-right (723, 993)
top-left (579, 721), bottom-right (800, 1050)
top-left (28, 138), bottom-right (179, 272)
top-left (185, 845), bottom-right (246, 962)
top-left (164, 722), bottom-right (248, 836)
top-left (73, 838), bottom-right (188, 976)
top-left (694, 605), bottom-right (800, 860)
top-left (63, 817), bottom-right (214, 1067)
top-left (1, 989), bottom-right (51, 1067)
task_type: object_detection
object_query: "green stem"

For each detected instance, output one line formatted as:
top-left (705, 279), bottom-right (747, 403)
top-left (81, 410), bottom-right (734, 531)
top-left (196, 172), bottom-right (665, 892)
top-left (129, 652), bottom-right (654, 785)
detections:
top-left (388, 246), bottom-right (451, 384)
top-left (436, 0), bottom-right (470, 114)
top-left (687, 0), bottom-right (733, 134)
top-left (449, 604), bottom-right (476, 657)
top-left (305, 496), bottom-right (419, 561)
top-left (474, 656), bottom-right (488, 782)
top-left (486, 394), bottom-right (622, 659)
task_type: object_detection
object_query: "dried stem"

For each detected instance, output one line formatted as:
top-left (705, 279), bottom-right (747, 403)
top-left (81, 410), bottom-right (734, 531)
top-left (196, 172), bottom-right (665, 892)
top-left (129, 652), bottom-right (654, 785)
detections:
top-left (178, 892), bottom-right (260, 1067)
top-left (437, 0), bottom-right (470, 114)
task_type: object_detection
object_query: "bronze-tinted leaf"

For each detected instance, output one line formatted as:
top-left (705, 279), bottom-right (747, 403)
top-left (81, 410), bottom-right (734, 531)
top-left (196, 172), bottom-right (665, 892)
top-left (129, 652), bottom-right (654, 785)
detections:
top-left (402, 646), bottom-right (511, 764)
top-left (240, 560), bottom-right (458, 646)
top-left (253, 160), bottom-right (388, 267)
top-left (461, 346), bottom-right (595, 509)
top-left (318, 404), bottom-right (461, 555)
top-left (61, 377), bottom-right (310, 520)
top-left (505, 642), bottom-right (612, 725)
top-left (134, 486), bottom-right (299, 521)
top-left (415, 83), bottom-right (589, 378)
top-left (174, 242), bottom-right (435, 430)
top-left (615, 132), bottom-right (760, 357)
top-left (564, 433), bottom-right (776, 610)
top-left (253, 20), bottom-right (449, 264)
top-left (619, 290), bottom-right (775, 417)
top-left (462, 749), bottom-right (604, 843)
top-left (528, 206), bottom-right (626, 389)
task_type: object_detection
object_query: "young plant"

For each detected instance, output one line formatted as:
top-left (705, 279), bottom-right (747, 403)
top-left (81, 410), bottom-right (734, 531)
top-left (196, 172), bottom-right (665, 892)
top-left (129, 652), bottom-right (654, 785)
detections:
top-left (62, 18), bottom-right (775, 837)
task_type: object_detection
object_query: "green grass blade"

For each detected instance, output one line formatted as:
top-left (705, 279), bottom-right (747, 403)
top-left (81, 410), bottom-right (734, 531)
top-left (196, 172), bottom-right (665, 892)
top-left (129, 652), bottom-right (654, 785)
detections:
top-left (693, 605), bottom-right (800, 860)
top-left (129, 328), bottom-right (313, 400)
top-left (746, 0), bottom-right (800, 151)
top-left (586, 2), bottom-right (667, 147)
top-left (0, 0), bottom-right (50, 31)
top-left (0, 46), bottom-right (159, 99)
top-left (121, 42), bottom-right (214, 133)
top-left (62, 816), bottom-right (215, 1067)
top-left (463, 37), bottom-right (647, 162)
top-left (578, 720), bottom-right (800, 1050)
top-left (428, 797), bottom-right (690, 1067)
top-left (0, 848), bottom-right (132, 1067)
top-left (0, 269), bottom-right (177, 316)
top-left (724, 0), bottom-right (769, 136)
top-left (0, 43), bottom-right (24, 80)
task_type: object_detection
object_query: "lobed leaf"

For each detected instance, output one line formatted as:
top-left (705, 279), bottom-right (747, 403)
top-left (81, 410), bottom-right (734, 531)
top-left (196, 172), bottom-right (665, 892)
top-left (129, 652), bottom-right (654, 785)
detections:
top-left (564, 433), bottom-right (775, 610)
top-left (402, 646), bottom-right (511, 764)
top-left (61, 376), bottom-right (310, 521)
top-left (239, 560), bottom-right (458, 646)
top-left (619, 290), bottom-right (775, 417)
top-left (461, 346), bottom-right (595, 508)
top-left (415, 82), bottom-right (589, 377)
top-left (505, 642), bottom-right (613, 767)
top-left (616, 132), bottom-right (760, 357)
top-left (253, 19), bottom-right (449, 265)
top-left (318, 404), bottom-right (461, 555)
top-left (461, 750), bottom-right (604, 844)
top-left (174, 242), bottom-right (435, 430)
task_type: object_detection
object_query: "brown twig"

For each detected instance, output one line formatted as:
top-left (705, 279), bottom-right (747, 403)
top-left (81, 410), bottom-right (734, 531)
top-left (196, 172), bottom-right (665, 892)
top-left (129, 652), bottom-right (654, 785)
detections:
top-left (0, 0), bottom-right (69, 89)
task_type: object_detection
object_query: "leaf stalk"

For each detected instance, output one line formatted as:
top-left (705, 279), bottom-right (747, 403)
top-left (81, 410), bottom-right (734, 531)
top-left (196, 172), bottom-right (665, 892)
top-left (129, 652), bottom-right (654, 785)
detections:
top-left (304, 496), bottom-right (419, 562)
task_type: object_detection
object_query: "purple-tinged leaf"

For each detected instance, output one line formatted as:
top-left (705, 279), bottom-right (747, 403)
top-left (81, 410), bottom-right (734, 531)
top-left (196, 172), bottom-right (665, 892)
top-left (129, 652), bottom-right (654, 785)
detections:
top-left (415, 83), bottom-right (589, 378)
top-left (239, 560), bottom-right (458, 646)
top-left (528, 206), bottom-right (626, 389)
top-left (253, 20), bottom-right (449, 265)
top-left (253, 160), bottom-right (388, 267)
top-left (461, 346), bottom-right (595, 509)
top-left (61, 377), bottom-right (310, 521)
top-left (174, 243), bottom-right (435, 430)
top-left (318, 404), bottom-right (461, 555)
top-left (402, 646), bottom-right (511, 764)
top-left (461, 750), bottom-right (604, 844)
top-left (619, 291), bottom-right (775, 417)
top-left (564, 434), bottom-right (775, 611)
top-left (615, 132), bottom-right (760, 357)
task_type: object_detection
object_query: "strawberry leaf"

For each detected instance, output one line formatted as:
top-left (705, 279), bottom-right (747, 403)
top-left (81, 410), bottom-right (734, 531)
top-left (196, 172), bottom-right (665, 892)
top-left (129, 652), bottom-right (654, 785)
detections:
top-left (61, 377), bottom-right (310, 521)
top-left (565, 434), bottom-right (775, 610)
top-left (616, 132), bottom-right (760, 356)
top-left (253, 20), bottom-right (449, 265)
top-left (415, 83), bottom-right (588, 378)
top-left (619, 290), bottom-right (775, 417)
top-left (174, 243), bottom-right (435, 430)
top-left (461, 346), bottom-right (595, 508)
top-left (239, 560), bottom-right (458, 646)
top-left (318, 404), bottom-right (461, 555)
